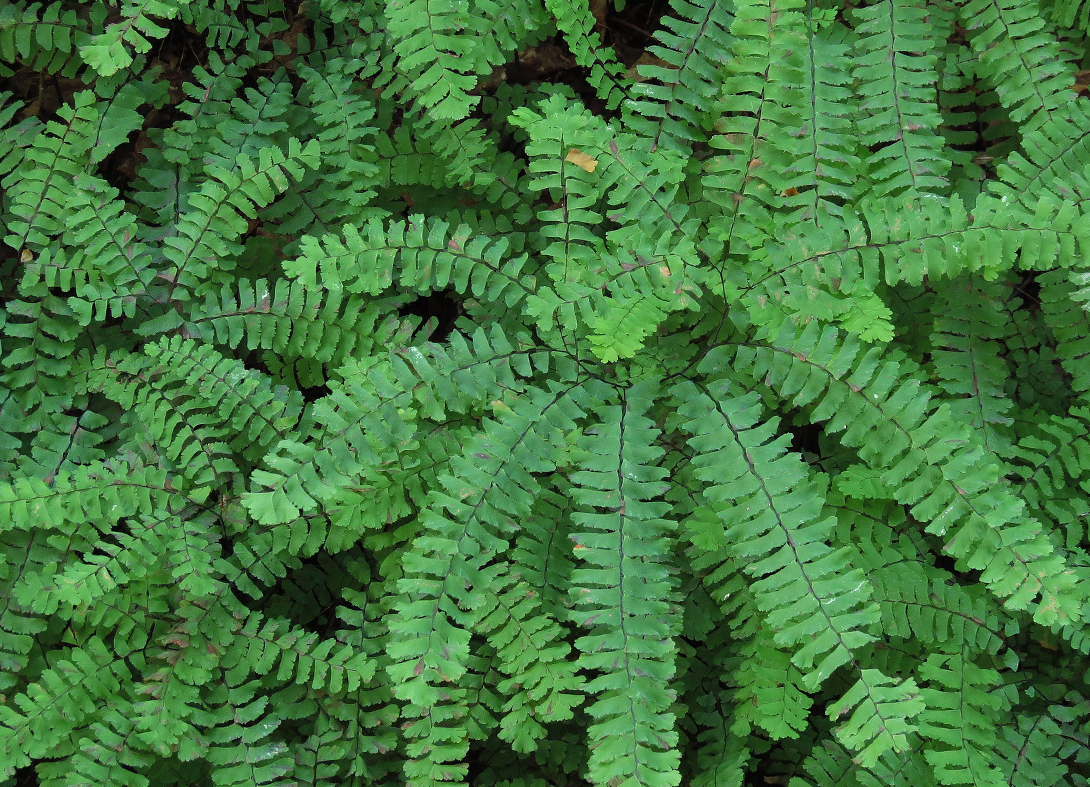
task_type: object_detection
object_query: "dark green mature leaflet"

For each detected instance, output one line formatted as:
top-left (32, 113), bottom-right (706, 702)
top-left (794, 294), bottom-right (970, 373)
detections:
top-left (0, 0), bottom-right (1089, 784)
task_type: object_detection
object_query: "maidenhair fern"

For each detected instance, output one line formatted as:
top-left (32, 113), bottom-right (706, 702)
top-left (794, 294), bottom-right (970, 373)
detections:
top-left (2, 0), bottom-right (1090, 785)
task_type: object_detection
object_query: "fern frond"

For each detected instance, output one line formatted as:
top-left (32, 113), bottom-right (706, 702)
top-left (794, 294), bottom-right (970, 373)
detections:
top-left (1042, 0), bottom-right (1090, 28)
top-left (994, 704), bottom-right (1081, 786)
top-left (731, 629), bottom-right (814, 739)
top-left (673, 376), bottom-right (879, 690)
top-left (959, 0), bottom-right (1073, 131)
top-left (850, 0), bottom-right (950, 199)
top-left (512, 101), bottom-right (707, 359)
top-left (987, 102), bottom-right (1090, 209)
top-left (870, 562), bottom-right (1009, 655)
top-left (509, 95), bottom-right (611, 286)
top-left (161, 508), bottom-right (222, 598)
top-left (725, 320), bottom-right (1083, 630)
top-left (827, 670), bottom-right (926, 768)
top-left (509, 482), bottom-right (577, 615)
top-left (219, 516), bottom-right (303, 600)
top-left (792, 736), bottom-right (934, 787)
top-left (1, 0), bottom-right (1088, 779)
top-left (766, 191), bottom-right (1085, 305)
top-left (88, 348), bottom-right (240, 491)
top-left (0, 457), bottom-right (186, 534)
top-left (587, 257), bottom-right (700, 362)
top-left (789, 17), bottom-right (863, 221)
top-left (917, 653), bottom-right (1008, 785)
top-left (13, 504), bottom-right (222, 610)
top-left (13, 521), bottom-right (162, 613)
top-left (129, 55), bottom-right (245, 198)
top-left (285, 215), bottom-right (534, 308)
top-left (287, 725), bottom-right (348, 787)
top-left (51, 174), bottom-right (155, 324)
top-left (738, 209), bottom-right (888, 341)
top-left (202, 678), bottom-right (296, 787)
top-left (136, 336), bottom-right (307, 463)
top-left (738, 187), bottom-right (1072, 345)
top-left (0, 637), bottom-right (130, 768)
top-left (0, 531), bottom-right (54, 691)
top-left (544, 0), bottom-right (628, 110)
top-left (592, 137), bottom-right (706, 360)
top-left (179, 0), bottom-right (266, 51)
top-left (130, 648), bottom-right (204, 758)
top-left (15, 407), bottom-right (103, 481)
top-left (1009, 409), bottom-right (1090, 551)
top-left (0, 92), bottom-right (35, 177)
top-left (0, 1), bottom-right (89, 77)
top-left (69, 705), bottom-right (154, 787)
top-left (245, 321), bottom-right (545, 530)
top-left (79, 0), bottom-right (179, 76)
top-left (678, 614), bottom-right (750, 787)
top-left (2, 89), bottom-right (99, 252)
top-left (385, 0), bottom-right (493, 121)
top-left (480, 570), bottom-right (583, 754)
top-left (289, 59), bottom-right (384, 232)
top-left (927, 274), bottom-right (1015, 456)
top-left (161, 138), bottom-right (320, 299)
top-left (623, 0), bottom-right (733, 152)
top-left (171, 278), bottom-right (385, 383)
top-left (1, 284), bottom-right (82, 413)
top-left (1039, 268), bottom-right (1090, 397)
top-left (402, 110), bottom-right (510, 189)
top-left (600, 133), bottom-right (693, 240)
top-left (788, 740), bottom-right (862, 787)
top-left (88, 75), bottom-right (151, 164)
top-left (702, 0), bottom-right (808, 247)
top-left (568, 377), bottom-right (682, 787)
top-left (375, 117), bottom-right (465, 196)
top-left (387, 382), bottom-right (591, 786)
top-left (221, 612), bottom-right (375, 695)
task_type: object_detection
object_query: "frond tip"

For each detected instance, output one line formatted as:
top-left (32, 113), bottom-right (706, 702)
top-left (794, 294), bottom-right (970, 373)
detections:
top-left (828, 670), bottom-right (925, 768)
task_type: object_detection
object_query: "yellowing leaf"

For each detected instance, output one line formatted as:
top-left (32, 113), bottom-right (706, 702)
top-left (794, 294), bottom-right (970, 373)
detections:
top-left (565, 148), bottom-right (598, 172)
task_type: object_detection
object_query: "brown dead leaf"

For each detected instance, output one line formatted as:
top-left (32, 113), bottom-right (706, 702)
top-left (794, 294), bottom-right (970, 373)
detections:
top-left (565, 148), bottom-right (598, 172)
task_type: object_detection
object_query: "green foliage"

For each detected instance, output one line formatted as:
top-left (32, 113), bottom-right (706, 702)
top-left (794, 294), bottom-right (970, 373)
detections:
top-left (2, 0), bottom-right (1090, 785)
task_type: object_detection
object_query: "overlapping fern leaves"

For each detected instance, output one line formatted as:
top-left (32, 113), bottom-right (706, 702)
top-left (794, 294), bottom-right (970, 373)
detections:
top-left (2, 0), bottom-right (1090, 784)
